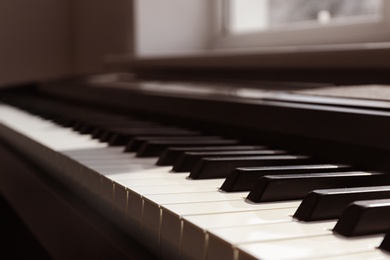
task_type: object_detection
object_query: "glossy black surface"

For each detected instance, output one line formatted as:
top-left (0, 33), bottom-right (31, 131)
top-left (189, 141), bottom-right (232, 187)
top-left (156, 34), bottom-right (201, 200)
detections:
top-left (379, 229), bottom-right (390, 253)
top-left (172, 150), bottom-right (286, 173)
top-left (189, 155), bottom-right (312, 179)
top-left (125, 136), bottom-right (223, 152)
top-left (221, 164), bottom-right (352, 192)
top-left (135, 139), bottom-right (240, 157)
top-left (247, 172), bottom-right (390, 202)
top-left (108, 128), bottom-right (200, 146)
top-left (294, 186), bottom-right (390, 221)
top-left (333, 199), bottom-right (390, 237)
top-left (156, 145), bottom-right (267, 166)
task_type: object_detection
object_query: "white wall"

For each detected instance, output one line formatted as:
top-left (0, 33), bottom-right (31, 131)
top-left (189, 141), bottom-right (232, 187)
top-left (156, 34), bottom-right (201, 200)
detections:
top-left (135, 0), bottom-right (213, 56)
top-left (0, 0), bottom-right (215, 86)
top-left (0, 0), bottom-right (135, 87)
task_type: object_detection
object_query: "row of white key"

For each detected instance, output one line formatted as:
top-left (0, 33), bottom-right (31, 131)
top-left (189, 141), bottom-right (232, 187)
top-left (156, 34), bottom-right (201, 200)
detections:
top-left (1, 104), bottom-right (389, 259)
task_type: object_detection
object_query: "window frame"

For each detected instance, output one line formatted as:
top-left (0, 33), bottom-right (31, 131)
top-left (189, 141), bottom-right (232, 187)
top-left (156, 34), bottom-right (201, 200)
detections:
top-left (212, 0), bottom-right (390, 49)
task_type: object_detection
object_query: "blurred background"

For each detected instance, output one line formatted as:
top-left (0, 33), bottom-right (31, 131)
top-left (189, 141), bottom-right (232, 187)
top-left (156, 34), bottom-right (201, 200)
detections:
top-left (1, 0), bottom-right (387, 88)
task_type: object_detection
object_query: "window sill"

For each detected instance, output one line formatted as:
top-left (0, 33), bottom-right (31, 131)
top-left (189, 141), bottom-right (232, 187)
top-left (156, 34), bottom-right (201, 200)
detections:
top-left (106, 42), bottom-right (390, 70)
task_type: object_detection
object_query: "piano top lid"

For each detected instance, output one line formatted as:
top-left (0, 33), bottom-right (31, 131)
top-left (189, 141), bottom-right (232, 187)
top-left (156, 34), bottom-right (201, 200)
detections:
top-left (85, 75), bottom-right (390, 112)
top-left (265, 85), bottom-right (390, 111)
top-left (292, 84), bottom-right (390, 101)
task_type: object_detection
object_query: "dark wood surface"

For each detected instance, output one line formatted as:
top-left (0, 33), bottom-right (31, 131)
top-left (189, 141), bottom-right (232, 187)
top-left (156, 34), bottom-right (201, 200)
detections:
top-left (0, 194), bottom-right (51, 259)
top-left (0, 141), bottom-right (156, 260)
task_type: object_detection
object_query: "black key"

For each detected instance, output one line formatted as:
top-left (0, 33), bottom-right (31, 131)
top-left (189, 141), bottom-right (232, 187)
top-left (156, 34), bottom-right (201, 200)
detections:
top-left (69, 120), bottom-right (90, 131)
top-left (156, 145), bottom-right (267, 166)
top-left (91, 123), bottom-right (159, 140)
top-left (294, 186), bottom-right (390, 221)
top-left (108, 129), bottom-right (201, 146)
top-left (172, 150), bottom-right (287, 173)
top-left (71, 120), bottom-right (89, 131)
top-left (221, 164), bottom-right (352, 192)
top-left (333, 199), bottom-right (390, 237)
top-left (78, 121), bottom-right (130, 134)
top-left (74, 117), bottom-right (133, 133)
top-left (247, 171), bottom-right (390, 203)
top-left (125, 136), bottom-right (223, 153)
top-left (97, 123), bottom-right (164, 141)
top-left (88, 118), bottom-right (152, 133)
top-left (100, 124), bottom-right (186, 142)
top-left (189, 155), bottom-right (311, 179)
top-left (136, 139), bottom-right (240, 157)
top-left (53, 114), bottom-right (76, 127)
top-left (379, 229), bottom-right (390, 253)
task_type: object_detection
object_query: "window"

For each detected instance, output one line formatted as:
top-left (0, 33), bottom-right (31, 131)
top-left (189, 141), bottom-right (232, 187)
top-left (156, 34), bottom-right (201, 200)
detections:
top-left (213, 0), bottom-right (390, 49)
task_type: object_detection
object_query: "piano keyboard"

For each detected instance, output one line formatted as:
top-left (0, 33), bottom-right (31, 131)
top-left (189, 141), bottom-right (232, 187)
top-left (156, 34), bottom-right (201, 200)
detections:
top-left (1, 94), bottom-right (390, 260)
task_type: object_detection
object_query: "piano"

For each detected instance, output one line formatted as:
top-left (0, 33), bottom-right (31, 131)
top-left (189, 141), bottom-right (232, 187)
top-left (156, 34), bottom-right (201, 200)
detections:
top-left (2, 60), bottom-right (390, 260)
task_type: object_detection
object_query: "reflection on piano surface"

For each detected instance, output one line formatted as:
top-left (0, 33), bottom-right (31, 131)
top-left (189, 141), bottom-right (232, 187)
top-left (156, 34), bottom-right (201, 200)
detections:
top-left (1, 76), bottom-right (390, 259)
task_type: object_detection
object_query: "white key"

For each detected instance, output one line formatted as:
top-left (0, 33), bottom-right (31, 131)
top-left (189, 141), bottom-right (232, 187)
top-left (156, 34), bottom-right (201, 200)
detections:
top-left (318, 250), bottom-right (390, 260)
top-left (236, 234), bottom-right (384, 260)
top-left (182, 207), bottom-right (295, 260)
top-left (125, 179), bottom-right (224, 242)
top-left (207, 220), bottom-right (336, 260)
top-left (0, 106), bottom-right (104, 151)
top-left (142, 191), bottom-right (248, 255)
top-left (160, 200), bottom-right (300, 259)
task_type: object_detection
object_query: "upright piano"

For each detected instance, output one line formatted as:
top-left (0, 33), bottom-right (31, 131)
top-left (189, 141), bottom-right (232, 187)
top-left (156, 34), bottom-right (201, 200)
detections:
top-left (1, 49), bottom-right (390, 259)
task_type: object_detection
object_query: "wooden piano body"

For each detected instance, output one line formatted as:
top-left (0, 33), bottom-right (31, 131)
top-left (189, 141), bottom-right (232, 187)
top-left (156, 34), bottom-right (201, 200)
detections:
top-left (2, 64), bottom-right (390, 259)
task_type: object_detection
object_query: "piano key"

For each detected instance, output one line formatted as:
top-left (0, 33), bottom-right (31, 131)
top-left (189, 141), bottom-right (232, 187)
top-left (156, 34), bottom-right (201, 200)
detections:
top-left (181, 188), bottom-right (390, 259)
top-left (247, 171), bottom-right (390, 203)
top-left (379, 228), bottom-right (390, 253)
top-left (101, 165), bottom-right (177, 181)
top-left (159, 200), bottom-right (301, 259)
top-left (236, 234), bottom-right (383, 260)
top-left (118, 175), bottom-right (223, 187)
top-left (314, 250), bottom-right (390, 260)
top-left (95, 159), bottom-right (243, 253)
top-left (294, 186), bottom-right (390, 221)
top-left (172, 149), bottom-right (287, 172)
top-left (77, 119), bottom-right (147, 134)
top-left (108, 128), bottom-right (201, 146)
top-left (80, 155), bottom-right (294, 256)
top-left (136, 139), bottom-right (240, 157)
top-left (93, 124), bottom-right (161, 141)
top-left (181, 208), bottom-right (295, 260)
top-left (125, 135), bottom-right (223, 152)
top-left (25, 128), bottom-right (105, 151)
top-left (189, 155), bottom-right (312, 179)
top-left (98, 124), bottom-right (171, 142)
top-left (126, 180), bottom-right (225, 235)
top-left (156, 145), bottom-right (267, 166)
top-left (206, 221), bottom-right (336, 260)
top-left (51, 114), bottom-right (75, 127)
top-left (220, 164), bottom-right (352, 192)
top-left (123, 163), bottom-right (298, 256)
top-left (333, 199), bottom-right (390, 237)
top-left (142, 191), bottom-right (249, 255)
